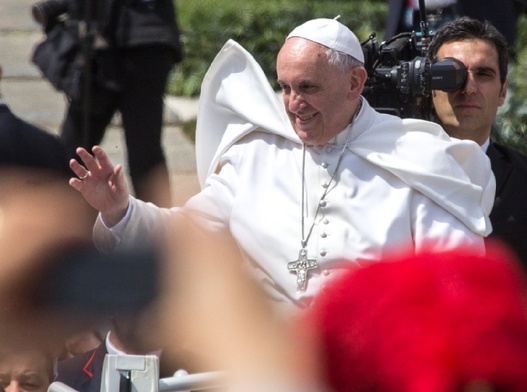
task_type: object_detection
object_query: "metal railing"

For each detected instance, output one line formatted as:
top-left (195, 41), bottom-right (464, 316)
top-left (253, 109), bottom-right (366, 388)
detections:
top-left (48, 354), bottom-right (228, 392)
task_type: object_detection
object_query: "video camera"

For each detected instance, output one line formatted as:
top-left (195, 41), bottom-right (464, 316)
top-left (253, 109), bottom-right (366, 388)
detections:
top-left (360, 0), bottom-right (467, 119)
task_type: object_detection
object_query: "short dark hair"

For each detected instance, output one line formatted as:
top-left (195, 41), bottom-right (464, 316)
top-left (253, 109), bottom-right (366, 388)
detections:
top-left (428, 16), bottom-right (509, 85)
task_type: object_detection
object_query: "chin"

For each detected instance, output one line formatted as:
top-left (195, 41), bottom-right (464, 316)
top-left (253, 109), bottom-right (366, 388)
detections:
top-left (294, 128), bottom-right (310, 140)
top-left (296, 132), bottom-right (318, 145)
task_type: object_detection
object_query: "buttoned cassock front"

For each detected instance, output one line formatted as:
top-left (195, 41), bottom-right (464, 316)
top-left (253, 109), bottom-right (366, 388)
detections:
top-left (94, 40), bottom-right (495, 309)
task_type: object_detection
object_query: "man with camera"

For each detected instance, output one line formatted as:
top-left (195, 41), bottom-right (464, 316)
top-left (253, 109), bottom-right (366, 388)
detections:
top-left (428, 17), bottom-right (527, 268)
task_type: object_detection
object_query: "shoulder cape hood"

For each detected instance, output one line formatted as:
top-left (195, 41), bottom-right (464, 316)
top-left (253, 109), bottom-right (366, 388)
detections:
top-left (195, 39), bottom-right (495, 236)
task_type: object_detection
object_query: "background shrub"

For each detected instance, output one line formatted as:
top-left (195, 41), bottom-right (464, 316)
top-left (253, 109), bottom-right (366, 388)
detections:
top-left (492, 15), bottom-right (527, 152)
top-left (169, 0), bottom-right (387, 96)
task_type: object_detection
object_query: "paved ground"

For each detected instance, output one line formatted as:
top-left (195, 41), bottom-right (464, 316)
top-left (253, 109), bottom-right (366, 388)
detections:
top-left (0, 0), bottom-right (200, 205)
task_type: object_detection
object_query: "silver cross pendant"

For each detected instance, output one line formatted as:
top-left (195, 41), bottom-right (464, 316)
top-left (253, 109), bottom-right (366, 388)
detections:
top-left (288, 248), bottom-right (319, 293)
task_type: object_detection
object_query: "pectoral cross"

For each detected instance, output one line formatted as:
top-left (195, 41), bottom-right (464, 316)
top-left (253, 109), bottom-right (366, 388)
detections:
top-left (288, 248), bottom-right (319, 293)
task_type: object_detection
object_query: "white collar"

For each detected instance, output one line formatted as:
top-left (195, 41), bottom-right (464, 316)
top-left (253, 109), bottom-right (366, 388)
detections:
top-left (481, 137), bottom-right (490, 152)
top-left (105, 332), bottom-right (162, 357)
top-left (105, 331), bottom-right (126, 355)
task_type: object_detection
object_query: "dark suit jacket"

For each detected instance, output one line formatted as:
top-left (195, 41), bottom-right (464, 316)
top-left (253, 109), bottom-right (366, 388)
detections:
top-left (0, 103), bottom-right (70, 175)
top-left (487, 142), bottom-right (527, 268)
top-left (56, 344), bottom-right (108, 392)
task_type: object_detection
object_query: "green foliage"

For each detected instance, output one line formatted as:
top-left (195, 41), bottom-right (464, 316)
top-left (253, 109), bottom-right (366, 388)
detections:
top-left (181, 117), bottom-right (197, 143)
top-left (169, 0), bottom-right (387, 97)
top-left (493, 14), bottom-right (527, 153)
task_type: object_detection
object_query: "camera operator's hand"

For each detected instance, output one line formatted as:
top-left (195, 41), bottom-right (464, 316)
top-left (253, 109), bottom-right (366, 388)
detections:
top-left (69, 146), bottom-right (130, 227)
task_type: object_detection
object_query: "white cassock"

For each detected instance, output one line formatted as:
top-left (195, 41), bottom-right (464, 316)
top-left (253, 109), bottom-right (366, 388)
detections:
top-left (94, 40), bottom-right (495, 309)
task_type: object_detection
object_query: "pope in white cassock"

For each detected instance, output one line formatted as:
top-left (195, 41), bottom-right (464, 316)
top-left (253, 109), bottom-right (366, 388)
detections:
top-left (69, 18), bottom-right (495, 309)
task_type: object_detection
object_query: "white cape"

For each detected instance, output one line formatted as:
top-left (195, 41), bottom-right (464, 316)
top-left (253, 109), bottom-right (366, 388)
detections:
top-left (195, 39), bottom-right (495, 236)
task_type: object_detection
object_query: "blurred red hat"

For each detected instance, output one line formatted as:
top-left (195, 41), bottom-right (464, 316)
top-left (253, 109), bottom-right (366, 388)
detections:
top-left (308, 243), bottom-right (527, 392)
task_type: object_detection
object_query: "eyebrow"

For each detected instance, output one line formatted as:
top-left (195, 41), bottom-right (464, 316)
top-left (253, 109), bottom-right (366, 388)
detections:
top-left (470, 65), bottom-right (497, 75)
top-left (277, 79), bottom-right (313, 86)
top-left (18, 373), bottom-right (45, 381)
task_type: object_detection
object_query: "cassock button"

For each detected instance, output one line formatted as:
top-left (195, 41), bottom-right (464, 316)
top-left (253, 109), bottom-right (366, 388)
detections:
top-left (322, 182), bottom-right (329, 188)
top-left (321, 162), bottom-right (329, 168)
top-left (323, 270), bottom-right (330, 276)
top-left (319, 200), bottom-right (327, 207)
top-left (323, 219), bottom-right (329, 224)
top-left (320, 250), bottom-right (327, 257)
top-left (320, 232), bottom-right (327, 238)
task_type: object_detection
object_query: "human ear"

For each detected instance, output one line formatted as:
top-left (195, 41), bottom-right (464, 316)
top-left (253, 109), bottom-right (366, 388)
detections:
top-left (348, 67), bottom-right (367, 100)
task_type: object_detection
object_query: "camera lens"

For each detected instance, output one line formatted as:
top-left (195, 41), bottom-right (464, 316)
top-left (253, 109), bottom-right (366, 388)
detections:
top-left (430, 57), bottom-right (467, 92)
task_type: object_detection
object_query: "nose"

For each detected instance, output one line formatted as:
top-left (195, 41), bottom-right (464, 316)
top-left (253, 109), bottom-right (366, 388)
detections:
top-left (6, 382), bottom-right (22, 392)
top-left (287, 90), bottom-right (305, 113)
top-left (461, 72), bottom-right (477, 95)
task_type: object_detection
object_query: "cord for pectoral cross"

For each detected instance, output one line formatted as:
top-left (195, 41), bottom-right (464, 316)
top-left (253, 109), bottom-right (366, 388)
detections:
top-left (300, 129), bottom-right (353, 251)
top-left (294, 98), bottom-right (362, 292)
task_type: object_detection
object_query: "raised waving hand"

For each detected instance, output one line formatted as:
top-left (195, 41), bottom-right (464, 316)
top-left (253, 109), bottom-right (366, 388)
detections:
top-left (69, 146), bottom-right (130, 227)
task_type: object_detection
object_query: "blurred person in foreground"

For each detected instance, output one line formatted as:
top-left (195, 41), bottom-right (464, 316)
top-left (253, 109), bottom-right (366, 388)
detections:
top-left (68, 17), bottom-right (494, 312)
top-left (0, 175), bottom-right (318, 391)
top-left (4, 172), bottom-right (527, 391)
top-left (0, 169), bottom-right (96, 353)
top-left (428, 17), bottom-right (527, 268)
top-left (305, 243), bottom-right (527, 391)
top-left (1, 64), bottom-right (100, 364)
top-left (0, 170), bottom-right (170, 390)
top-left (158, 213), bottom-right (527, 391)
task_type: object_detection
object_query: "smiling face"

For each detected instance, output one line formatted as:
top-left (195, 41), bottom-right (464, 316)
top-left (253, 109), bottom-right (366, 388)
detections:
top-left (276, 38), bottom-right (364, 145)
top-left (432, 39), bottom-right (507, 145)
